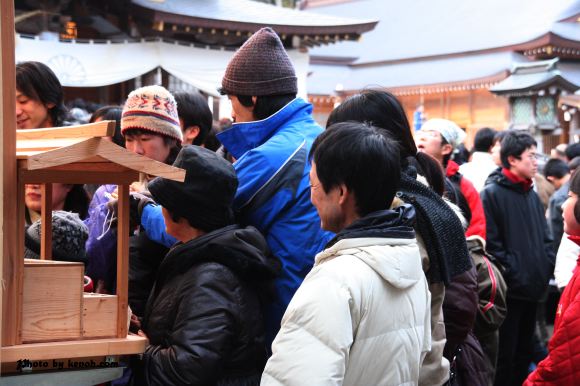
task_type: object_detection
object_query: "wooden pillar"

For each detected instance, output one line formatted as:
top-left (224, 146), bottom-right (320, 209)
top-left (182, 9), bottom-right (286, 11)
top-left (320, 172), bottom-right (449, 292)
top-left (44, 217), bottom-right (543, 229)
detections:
top-left (116, 184), bottom-right (130, 338)
top-left (1, 0), bottom-right (18, 347)
top-left (40, 184), bottom-right (52, 260)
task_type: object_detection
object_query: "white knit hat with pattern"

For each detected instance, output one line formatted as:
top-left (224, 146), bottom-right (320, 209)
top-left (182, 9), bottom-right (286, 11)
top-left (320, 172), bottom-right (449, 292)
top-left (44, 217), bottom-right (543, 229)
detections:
top-left (121, 85), bottom-right (183, 143)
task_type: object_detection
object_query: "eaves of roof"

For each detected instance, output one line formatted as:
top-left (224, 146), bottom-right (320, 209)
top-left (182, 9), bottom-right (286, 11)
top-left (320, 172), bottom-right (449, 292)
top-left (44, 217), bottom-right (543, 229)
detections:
top-left (132, 0), bottom-right (377, 39)
top-left (490, 71), bottom-right (579, 94)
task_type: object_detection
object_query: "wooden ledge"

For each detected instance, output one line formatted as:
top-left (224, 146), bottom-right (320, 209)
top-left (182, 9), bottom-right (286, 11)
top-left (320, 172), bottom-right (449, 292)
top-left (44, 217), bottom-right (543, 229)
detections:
top-left (1, 335), bottom-right (148, 363)
top-left (16, 121), bottom-right (115, 141)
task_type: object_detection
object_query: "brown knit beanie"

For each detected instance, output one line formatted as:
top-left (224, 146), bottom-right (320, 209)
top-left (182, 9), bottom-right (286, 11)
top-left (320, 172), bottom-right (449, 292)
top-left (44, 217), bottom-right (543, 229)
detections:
top-left (221, 27), bottom-right (297, 96)
top-left (121, 85), bottom-right (183, 143)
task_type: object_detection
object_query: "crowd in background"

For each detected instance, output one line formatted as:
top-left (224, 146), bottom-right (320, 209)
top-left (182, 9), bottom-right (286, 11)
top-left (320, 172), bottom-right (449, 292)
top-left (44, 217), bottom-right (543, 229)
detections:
top-left (15, 26), bottom-right (580, 386)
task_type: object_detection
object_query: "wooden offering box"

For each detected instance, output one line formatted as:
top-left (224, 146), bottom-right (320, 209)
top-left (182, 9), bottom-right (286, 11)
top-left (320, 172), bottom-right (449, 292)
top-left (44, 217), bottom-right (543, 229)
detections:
top-left (1, 121), bottom-right (186, 364)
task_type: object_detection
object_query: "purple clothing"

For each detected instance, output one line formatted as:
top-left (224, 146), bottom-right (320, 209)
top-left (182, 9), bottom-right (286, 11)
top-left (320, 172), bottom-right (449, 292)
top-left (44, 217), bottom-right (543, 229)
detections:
top-left (85, 184), bottom-right (118, 292)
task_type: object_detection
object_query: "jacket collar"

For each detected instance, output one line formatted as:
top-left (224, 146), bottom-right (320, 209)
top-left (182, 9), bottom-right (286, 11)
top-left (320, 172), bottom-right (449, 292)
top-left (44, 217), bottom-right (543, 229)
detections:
top-left (155, 225), bottom-right (279, 287)
top-left (445, 160), bottom-right (460, 178)
top-left (216, 97), bottom-right (312, 160)
top-left (501, 167), bottom-right (533, 192)
top-left (324, 205), bottom-right (416, 250)
top-left (568, 234), bottom-right (580, 247)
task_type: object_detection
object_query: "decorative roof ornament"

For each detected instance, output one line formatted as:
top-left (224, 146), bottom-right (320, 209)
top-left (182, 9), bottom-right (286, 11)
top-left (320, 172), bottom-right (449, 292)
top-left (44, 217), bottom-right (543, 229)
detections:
top-left (490, 57), bottom-right (579, 96)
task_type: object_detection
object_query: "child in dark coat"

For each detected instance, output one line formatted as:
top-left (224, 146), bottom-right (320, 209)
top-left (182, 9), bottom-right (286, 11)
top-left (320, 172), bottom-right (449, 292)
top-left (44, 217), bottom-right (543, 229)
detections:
top-left (133, 146), bottom-right (279, 386)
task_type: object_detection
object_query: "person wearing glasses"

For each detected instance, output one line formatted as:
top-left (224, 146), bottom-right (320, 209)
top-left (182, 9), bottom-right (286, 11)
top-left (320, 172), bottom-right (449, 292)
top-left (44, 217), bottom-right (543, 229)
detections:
top-left (481, 131), bottom-right (555, 386)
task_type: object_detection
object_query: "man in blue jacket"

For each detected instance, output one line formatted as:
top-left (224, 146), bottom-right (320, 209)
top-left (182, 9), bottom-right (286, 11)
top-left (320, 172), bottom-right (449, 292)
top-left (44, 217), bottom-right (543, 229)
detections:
top-left (140, 27), bottom-right (333, 345)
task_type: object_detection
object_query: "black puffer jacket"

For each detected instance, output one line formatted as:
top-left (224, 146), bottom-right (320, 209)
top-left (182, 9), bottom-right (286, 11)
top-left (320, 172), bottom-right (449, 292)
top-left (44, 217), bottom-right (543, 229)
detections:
top-left (129, 230), bottom-right (168, 317)
top-left (136, 225), bottom-right (279, 386)
top-left (481, 168), bottom-right (555, 301)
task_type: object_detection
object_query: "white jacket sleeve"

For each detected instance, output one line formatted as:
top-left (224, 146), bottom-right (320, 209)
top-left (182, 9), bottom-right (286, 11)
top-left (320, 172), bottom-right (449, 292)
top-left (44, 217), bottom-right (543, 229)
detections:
top-left (554, 233), bottom-right (579, 290)
top-left (261, 270), bottom-right (357, 386)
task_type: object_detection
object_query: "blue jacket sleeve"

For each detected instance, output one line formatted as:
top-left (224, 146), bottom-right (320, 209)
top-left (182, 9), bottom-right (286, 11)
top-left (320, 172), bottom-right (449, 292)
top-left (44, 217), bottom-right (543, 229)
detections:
top-left (141, 204), bottom-right (177, 248)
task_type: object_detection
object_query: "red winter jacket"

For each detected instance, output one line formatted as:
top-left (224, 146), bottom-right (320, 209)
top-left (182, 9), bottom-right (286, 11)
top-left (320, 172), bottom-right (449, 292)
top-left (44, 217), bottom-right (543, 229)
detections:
top-left (446, 161), bottom-right (486, 239)
top-left (525, 234), bottom-right (580, 386)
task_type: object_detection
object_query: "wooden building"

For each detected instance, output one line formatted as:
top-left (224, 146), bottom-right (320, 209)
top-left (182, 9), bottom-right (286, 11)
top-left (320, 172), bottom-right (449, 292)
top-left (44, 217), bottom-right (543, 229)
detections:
top-left (14, 0), bottom-right (377, 114)
top-left (304, 0), bottom-right (580, 151)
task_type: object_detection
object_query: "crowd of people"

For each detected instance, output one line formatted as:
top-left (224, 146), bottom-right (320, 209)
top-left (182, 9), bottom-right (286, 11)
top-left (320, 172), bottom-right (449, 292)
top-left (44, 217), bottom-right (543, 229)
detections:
top-left (15, 26), bottom-right (580, 386)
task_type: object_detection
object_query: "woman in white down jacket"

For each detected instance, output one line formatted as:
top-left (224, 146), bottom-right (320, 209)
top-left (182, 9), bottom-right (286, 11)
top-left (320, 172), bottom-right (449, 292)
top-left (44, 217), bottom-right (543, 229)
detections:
top-left (261, 122), bottom-right (431, 386)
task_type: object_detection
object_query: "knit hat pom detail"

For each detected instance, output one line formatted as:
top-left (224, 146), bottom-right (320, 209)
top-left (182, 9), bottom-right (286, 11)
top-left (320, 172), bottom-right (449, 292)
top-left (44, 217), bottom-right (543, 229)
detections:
top-left (121, 85), bottom-right (183, 143)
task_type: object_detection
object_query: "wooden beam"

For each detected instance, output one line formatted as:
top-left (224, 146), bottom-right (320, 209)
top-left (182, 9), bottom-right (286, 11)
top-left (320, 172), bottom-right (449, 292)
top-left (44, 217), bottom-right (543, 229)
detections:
top-left (16, 137), bottom-right (91, 154)
top-left (40, 184), bottom-right (52, 260)
top-left (46, 162), bottom-right (137, 173)
top-left (16, 120), bottom-right (115, 141)
top-left (1, 335), bottom-right (148, 362)
top-left (19, 169), bottom-right (139, 185)
top-left (116, 184), bottom-right (130, 339)
top-left (24, 138), bottom-right (186, 182)
top-left (1, 0), bottom-right (17, 348)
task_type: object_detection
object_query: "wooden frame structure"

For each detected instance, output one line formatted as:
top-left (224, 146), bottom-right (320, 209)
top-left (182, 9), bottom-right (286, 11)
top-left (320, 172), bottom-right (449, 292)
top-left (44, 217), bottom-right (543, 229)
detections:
top-left (1, 0), bottom-right (17, 367)
top-left (1, 120), bottom-right (185, 366)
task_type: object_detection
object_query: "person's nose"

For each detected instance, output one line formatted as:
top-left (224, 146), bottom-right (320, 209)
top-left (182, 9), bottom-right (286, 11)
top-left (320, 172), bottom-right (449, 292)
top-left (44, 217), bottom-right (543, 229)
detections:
top-left (131, 141), bottom-right (145, 155)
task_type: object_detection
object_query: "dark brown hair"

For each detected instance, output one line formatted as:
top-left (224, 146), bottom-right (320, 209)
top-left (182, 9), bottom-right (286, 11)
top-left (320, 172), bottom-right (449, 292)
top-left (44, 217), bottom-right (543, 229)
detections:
top-left (327, 89), bottom-right (445, 195)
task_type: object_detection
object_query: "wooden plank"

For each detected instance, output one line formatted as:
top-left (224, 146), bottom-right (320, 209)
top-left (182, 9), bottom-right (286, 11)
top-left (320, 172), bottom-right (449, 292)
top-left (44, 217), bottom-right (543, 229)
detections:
top-left (19, 169), bottom-right (139, 185)
top-left (83, 294), bottom-right (118, 339)
top-left (21, 264), bottom-right (84, 343)
top-left (0, 335), bottom-right (148, 362)
top-left (24, 137), bottom-right (104, 169)
top-left (25, 138), bottom-right (185, 182)
top-left (98, 140), bottom-right (186, 182)
top-left (13, 182), bottom-right (25, 345)
top-left (24, 259), bottom-right (81, 266)
top-left (1, 0), bottom-right (17, 349)
top-left (47, 161), bottom-right (133, 173)
top-left (116, 184), bottom-right (130, 339)
top-left (16, 120), bottom-right (115, 141)
top-left (16, 137), bottom-right (91, 154)
top-left (40, 184), bottom-right (52, 260)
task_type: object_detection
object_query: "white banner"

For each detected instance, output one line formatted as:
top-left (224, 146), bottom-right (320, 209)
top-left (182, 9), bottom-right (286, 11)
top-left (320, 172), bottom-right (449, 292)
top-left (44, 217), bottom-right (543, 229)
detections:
top-left (15, 34), bottom-right (309, 98)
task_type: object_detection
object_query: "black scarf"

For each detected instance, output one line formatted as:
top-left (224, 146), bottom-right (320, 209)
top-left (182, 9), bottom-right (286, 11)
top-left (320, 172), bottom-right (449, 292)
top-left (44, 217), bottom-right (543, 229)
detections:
top-left (326, 205), bottom-right (416, 249)
top-left (398, 168), bottom-right (472, 285)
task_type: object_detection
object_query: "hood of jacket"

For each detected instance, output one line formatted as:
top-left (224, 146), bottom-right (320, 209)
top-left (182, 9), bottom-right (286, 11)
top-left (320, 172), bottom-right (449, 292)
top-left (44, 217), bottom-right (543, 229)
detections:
top-left (216, 98), bottom-right (313, 160)
top-left (155, 225), bottom-right (280, 287)
top-left (315, 205), bottom-right (422, 289)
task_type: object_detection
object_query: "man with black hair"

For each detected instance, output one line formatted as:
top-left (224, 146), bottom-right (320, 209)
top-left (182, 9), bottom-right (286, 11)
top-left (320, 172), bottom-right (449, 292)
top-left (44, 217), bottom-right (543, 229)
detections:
top-left (134, 146), bottom-right (279, 385)
top-left (136, 28), bottom-right (332, 348)
top-left (460, 127), bottom-right (498, 191)
top-left (544, 158), bottom-right (571, 253)
top-left (481, 131), bottom-right (555, 386)
top-left (216, 27), bottom-right (333, 344)
top-left (173, 91), bottom-right (213, 146)
top-left (16, 61), bottom-right (69, 129)
top-left (566, 142), bottom-right (580, 162)
top-left (262, 122), bottom-right (431, 385)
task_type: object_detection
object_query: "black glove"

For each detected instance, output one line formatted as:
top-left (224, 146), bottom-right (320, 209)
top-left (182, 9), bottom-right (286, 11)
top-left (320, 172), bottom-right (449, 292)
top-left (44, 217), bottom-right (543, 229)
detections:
top-left (129, 191), bottom-right (155, 227)
top-left (107, 191), bottom-right (155, 229)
